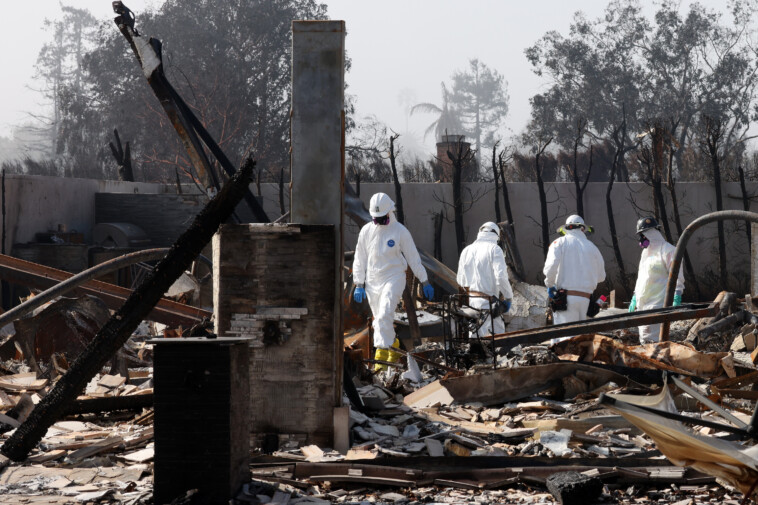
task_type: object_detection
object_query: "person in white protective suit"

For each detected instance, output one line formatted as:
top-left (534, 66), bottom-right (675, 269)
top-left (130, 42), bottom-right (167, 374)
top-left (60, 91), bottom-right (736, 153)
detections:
top-left (352, 193), bottom-right (434, 371)
top-left (543, 215), bottom-right (606, 336)
top-left (628, 216), bottom-right (684, 343)
top-left (456, 222), bottom-right (514, 337)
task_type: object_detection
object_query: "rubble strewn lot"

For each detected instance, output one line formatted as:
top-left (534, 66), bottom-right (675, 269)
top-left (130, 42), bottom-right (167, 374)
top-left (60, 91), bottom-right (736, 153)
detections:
top-left (1, 292), bottom-right (758, 504)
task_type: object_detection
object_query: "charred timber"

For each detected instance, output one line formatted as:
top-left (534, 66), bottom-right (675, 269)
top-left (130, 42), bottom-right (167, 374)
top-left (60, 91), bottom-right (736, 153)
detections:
top-left (112, 1), bottom-right (268, 223)
top-left (1, 158), bottom-right (255, 462)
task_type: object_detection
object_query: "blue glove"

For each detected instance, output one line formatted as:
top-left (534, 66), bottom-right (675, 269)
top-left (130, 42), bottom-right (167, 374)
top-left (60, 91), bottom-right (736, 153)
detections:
top-left (548, 286), bottom-right (558, 299)
top-left (423, 282), bottom-right (434, 301)
top-left (354, 285), bottom-right (365, 304)
top-left (628, 294), bottom-right (637, 313)
top-left (673, 291), bottom-right (682, 307)
top-left (502, 299), bottom-right (512, 313)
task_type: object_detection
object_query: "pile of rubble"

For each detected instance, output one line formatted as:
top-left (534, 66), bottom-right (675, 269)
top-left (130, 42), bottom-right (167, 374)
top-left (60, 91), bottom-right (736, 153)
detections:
top-left (1, 290), bottom-right (758, 504)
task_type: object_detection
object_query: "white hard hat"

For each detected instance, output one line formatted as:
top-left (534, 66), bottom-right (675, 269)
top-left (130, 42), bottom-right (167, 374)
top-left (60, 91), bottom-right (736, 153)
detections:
top-left (369, 193), bottom-right (395, 217)
top-left (479, 222), bottom-right (500, 235)
top-left (565, 215), bottom-right (585, 227)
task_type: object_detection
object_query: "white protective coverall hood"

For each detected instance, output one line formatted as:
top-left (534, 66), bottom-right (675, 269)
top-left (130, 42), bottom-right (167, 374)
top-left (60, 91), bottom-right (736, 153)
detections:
top-left (634, 228), bottom-right (685, 343)
top-left (456, 227), bottom-right (514, 336)
top-left (543, 228), bottom-right (606, 328)
top-left (353, 212), bottom-right (429, 348)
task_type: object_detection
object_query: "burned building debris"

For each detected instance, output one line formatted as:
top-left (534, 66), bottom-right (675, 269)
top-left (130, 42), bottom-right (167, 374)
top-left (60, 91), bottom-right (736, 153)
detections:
top-left (3, 3), bottom-right (758, 505)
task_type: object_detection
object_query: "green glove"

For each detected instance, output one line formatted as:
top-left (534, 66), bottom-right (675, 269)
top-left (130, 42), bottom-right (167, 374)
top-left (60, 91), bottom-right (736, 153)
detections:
top-left (628, 294), bottom-right (637, 313)
top-left (673, 291), bottom-right (682, 307)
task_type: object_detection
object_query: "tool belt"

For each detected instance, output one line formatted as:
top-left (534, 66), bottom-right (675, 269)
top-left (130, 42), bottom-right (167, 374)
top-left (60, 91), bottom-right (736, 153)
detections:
top-left (565, 290), bottom-right (592, 299)
top-left (462, 287), bottom-right (496, 307)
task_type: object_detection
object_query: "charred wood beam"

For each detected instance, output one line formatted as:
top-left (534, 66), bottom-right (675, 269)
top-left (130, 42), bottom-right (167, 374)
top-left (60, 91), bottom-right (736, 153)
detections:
top-left (0, 158), bottom-right (254, 462)
top-left (697, 310), bottom-right (745, 340)
top-left (112, 2), bottom-right (269, 223)
top-left (0, 248), bottom-right (168, 329)
top-left (63, 393), bottom-right (153, 416)
top-left (0, 253), bottom-right (210, 328)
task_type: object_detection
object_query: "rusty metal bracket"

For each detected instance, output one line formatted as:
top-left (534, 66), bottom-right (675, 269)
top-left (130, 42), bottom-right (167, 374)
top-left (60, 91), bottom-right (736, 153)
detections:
top-left (112, 1), bottom-right (269, 223)
top-left (492, 303), bottom-right (717, 351)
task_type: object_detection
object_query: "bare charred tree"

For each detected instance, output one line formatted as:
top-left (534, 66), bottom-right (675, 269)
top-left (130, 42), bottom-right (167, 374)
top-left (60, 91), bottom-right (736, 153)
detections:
top-left (569, 119), bottom-right (592, 216)
top-left (607, 115), bottom-right (632, 295)
top-left (498, 149), bottom-right (515, 227)
top-left (648, 123), bottom-right (674, 242)
top-left (534, 136), bottom-right (553, 258)
top-left (389, 133), bottom-right (405, 224)
top-left (433, 210), bottom-right (443, 262)
top-left (739, 165), bottom-right (752, 252)
top-left (492, 142), bottom-right (501, 223)
top-left (278, 167), bottom-right (286, 216)
top-left (108, 128), bottom-right (134, 182)
top-left (664, 119), bottom-right (701, 300)
top-left (701, 115), bottom-right (728, 288)
top-left (447, 137), bottom-right (476, 255)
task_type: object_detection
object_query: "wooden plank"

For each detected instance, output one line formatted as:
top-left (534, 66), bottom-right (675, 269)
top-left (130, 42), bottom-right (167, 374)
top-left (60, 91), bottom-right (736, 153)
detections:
top-left (67, 436), bottom-right (124, 462)
top-left (522, 416), bottom-right (642, 436)
top-left (120, 447), bottom-right (154, 463)
top-left (97, 375), bottom-right (126, 389)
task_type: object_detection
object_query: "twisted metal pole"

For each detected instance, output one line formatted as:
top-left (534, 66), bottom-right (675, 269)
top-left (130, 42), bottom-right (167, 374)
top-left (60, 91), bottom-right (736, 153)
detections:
top-left (661, 210), bottom-right (758, 340)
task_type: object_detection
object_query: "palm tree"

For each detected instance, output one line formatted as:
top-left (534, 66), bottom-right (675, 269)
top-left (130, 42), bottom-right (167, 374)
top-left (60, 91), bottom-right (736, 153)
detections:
top-left (410, 83), bottom-right (464, 141)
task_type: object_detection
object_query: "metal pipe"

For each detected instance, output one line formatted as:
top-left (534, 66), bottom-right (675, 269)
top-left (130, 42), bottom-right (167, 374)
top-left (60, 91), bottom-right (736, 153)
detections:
top-left (0, 248), bottom-right (169, 328)
top-left (661, 210), bottom-right (758, 340)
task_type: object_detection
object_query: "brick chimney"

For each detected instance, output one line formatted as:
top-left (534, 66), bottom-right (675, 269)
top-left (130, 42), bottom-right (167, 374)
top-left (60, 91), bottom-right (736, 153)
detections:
top-left (435, 134), bottom-right (473, 182)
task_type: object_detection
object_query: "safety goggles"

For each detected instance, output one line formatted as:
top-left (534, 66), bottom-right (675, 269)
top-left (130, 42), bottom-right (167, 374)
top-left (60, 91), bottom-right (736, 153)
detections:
top-left (372, 215), bottom-right (390, 225)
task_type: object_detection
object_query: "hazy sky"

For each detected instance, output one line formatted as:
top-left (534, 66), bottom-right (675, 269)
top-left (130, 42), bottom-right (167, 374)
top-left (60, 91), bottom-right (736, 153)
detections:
top-left (0, 0), bottom-right (727, 158)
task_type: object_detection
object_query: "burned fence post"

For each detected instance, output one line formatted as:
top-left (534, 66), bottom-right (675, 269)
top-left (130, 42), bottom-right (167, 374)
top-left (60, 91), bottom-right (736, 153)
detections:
top-left (1, 158), bottom-right (255, 462)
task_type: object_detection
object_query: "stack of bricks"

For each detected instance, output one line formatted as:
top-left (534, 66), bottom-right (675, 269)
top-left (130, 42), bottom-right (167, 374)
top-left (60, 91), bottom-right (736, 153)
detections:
top-left (213, 223), bottom-right (337, 448)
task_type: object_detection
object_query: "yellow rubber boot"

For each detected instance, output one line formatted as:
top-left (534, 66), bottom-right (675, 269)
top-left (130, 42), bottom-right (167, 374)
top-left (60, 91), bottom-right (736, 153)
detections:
top-left (374, 348), bottom-right (389, 372)
top-left (386, 338), bottom-right (402, 364)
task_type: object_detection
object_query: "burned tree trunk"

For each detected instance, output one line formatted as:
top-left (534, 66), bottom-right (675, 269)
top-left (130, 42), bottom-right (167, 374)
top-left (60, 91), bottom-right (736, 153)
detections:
top-left (433, 211), bottom-right (443, 262)
top-left (665, 130), bottom-right (701, 300)
top-left (446, 138), bottom-right (474, 256)
top-left (389, 134), bottom-right (405, 225)
top-left (109, 128), bottom-right (134, 182)
top-left (492, 143), bottom-right (501, 223)
top-left (1, 159), bottom-right (255, 462)
top-left (739, 165), bottom-right (751, 254)
top-left (650, 124), bottom-right (673, 243)
top-left (570, 119), bottom-right (590, 217)
top-left (279, 167), bottom-right (286, 217)
top-left (498, 152), bottom-right (515, 227)
top-left (608, 117), bottom-right (631, 295)
top-left (703, 116), bottom-right (728, 289)
top-left (534, 138), bottom-right (553, 259)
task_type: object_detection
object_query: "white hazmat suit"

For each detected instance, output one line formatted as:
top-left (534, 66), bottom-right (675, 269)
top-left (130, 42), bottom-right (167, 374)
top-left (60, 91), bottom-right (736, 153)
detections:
top-left (353, 212), bottom-right (429, 349)
top-left (633, 228), bottom-right (684, 343)
top-left (543, 228), bottom-right (606, 328)
top-left (457, 223), bottom-right (514, 337)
